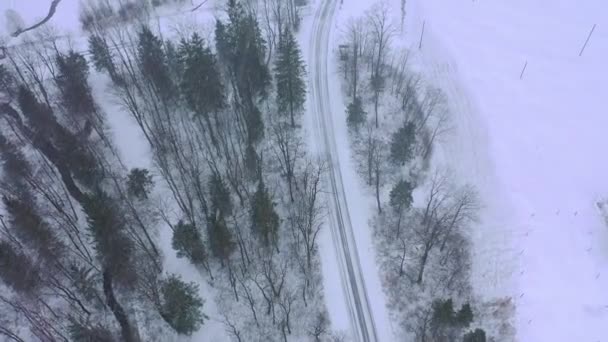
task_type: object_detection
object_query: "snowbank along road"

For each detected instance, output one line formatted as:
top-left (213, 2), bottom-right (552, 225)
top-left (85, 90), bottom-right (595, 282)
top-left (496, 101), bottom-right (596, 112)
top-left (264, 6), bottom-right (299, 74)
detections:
top-left (308, 0), bottom-right (379, 341)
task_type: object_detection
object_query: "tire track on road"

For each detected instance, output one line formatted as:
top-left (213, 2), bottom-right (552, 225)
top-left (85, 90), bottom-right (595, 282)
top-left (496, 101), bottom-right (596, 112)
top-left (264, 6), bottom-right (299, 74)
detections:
top-left (308, 1), bottom-right (379, 341)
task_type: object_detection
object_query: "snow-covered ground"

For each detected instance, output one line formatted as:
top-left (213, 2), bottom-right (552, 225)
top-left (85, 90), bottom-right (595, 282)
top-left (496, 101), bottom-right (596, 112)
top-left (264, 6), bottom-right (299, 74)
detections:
top-left (396, 0), bottom-right (608, 341)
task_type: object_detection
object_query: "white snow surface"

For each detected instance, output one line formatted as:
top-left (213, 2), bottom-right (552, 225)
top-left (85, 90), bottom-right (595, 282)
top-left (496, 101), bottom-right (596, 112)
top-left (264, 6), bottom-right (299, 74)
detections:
top-left (395, 0), bottom-right (608, 341)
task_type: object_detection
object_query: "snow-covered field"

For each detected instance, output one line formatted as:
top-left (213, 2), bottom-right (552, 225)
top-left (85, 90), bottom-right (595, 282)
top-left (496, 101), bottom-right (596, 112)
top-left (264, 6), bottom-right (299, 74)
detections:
top-left (397, 0), bottom-right (608, 341)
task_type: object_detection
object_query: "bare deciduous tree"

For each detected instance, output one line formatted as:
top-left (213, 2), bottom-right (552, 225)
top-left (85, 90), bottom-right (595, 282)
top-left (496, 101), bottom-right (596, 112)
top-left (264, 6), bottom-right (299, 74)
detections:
top-left (343, 17), bottom-right (367, 101)
top-left (367, 2), bottom-right (397, 127)
top-left (271, 122), bottom-right (303, 202)
top-left (412, 170), bottom-right (478, 284)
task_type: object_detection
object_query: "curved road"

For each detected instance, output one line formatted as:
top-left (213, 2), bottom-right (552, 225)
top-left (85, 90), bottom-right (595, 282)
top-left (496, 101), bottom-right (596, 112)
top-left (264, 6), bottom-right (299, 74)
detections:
top-left (308, 1), bottom-right (379, 341)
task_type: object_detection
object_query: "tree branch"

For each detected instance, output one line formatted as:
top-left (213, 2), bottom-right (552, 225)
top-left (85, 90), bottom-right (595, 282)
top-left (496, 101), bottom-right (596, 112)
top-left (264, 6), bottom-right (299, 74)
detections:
top-left (11, 0), bottom-right (63, 37)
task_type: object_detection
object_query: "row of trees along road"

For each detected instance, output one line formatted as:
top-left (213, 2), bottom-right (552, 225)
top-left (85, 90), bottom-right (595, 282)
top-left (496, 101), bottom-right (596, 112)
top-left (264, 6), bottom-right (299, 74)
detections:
top-left (338, 3), bottom-right (498, 342)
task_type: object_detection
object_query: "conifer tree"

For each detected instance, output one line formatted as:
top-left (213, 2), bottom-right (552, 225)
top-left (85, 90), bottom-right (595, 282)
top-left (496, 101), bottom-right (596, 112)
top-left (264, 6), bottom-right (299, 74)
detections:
top-left (347, 96), bottom-right (366, 130)
top-left (456, 303), bottom-right (474, 327)
top-left (127, 168), bottom-right (154, 200)
top-left (82, 189), bottom-right (135, 285)
top-left (172, 220), bottom-right (207, 267)
top-left (3, 195), bottom-right (65, 261)
top-left (89, 35), bottom-right (114, 73)
top-left (389, 179), bottom-right (413, 236)
top-left (389, 179), bottom-right (413, 212)
top-left (215, 0), bottom-right (270, 143)
top-left (0, 240), bottom-right (40, 295)
top-left (209, 173), bottom-right (232, 217)
top-left (159, 274), bottom-right (206, 335)
top-left (251, 178), bottom-right (280, 249)
top-left (55, 51), bottom-right (96, 118)
top-left (178, 33), bottom-right (224, 144)
top-left (68, 322), bottom-right (115, 342)
top-left (82, 189), bottom-right (137, 342)
top-left (137, 26), bottom-right (174, 100)
top-left (390, 121), bottom-right (416, 165)
top-left (207, 215), bottom-right (234, 263)
top-left (275, 28), bottom-right (306, 128)
top-left (463, 329), bottom-right (486, 342)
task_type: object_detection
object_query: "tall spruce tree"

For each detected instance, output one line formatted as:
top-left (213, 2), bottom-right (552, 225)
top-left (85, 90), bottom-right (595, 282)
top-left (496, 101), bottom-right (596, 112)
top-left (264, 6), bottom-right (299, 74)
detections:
top-left (89, 35), bottom-right (121, 83)
top-left (82, 189), bottom-right (137, 342)
top-left (250, 178), bottom-right (280, 249)
top-left (0, 240), bottom-right (40, 295)
top-left (178, 33), bottom-right (224, 144)
top-left (137, 26), bottom-right (174, 100)
top-left (390, 121), bottom-right (416, 165)
top-left (55, 51), bottom-right (96, 119)
top-left (82, 189), bottom-right (135, 285)
top-left (207, 173), bottom-right (235, 262)
top-left (215, 0), bottom-right (270, 143)
top-left (275, 28), bottom-right (306, 128)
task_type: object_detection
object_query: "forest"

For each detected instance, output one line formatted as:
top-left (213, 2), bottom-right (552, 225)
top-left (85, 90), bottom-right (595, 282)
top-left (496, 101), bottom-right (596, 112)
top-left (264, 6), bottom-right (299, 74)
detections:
top-left (0, 0), bottom-right (334, 341)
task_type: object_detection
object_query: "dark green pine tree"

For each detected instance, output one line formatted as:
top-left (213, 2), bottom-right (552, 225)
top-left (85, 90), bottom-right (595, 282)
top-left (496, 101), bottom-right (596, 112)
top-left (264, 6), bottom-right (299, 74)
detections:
top-left (88, 35), bottom-right (114, 73)
top-left (456, 303), bottom-right (474, 327)
top-left (347, 96), bottom-right (366, 130)
top-left (215, 0), bottom-right (270, 143)
top-left (250, 178), bottom-right (280, 249)
top-left (68, 322), bottom-right (115, 342)
top-left (178, 33), bottom-right (224, 145)
top-left (207, 173), bottom-right (235, 263)
top-left (164, 40), bottom-right (183, 81)
top-left (3, 195), bottom-right (65, 262)
top-left (390, 121), bottom-right (416, 165)
top-left (178, 33), bottom-right (224, 116)
top-left (207, 215), bottom-right (234, 263)
top-left (137, 26), bottom-right (174, 100)
top-left (82, 189), bottom-right (137, 342)
top-left (159, 274), bottom-right (206, 335)
top-left (88, 35), bottom-right (121, 84)
top-left (244, 142), bottom-right (260, 180)
top-left (432, 298), bottom-right (455, 327)
top-left (389, 179), bottom-right (413, 212)
top-left (209, 172), bottom-right (232, 216)
top-left (463, 329), bottom-right (486, 342)
top-left (275, 28), bottom-right (306, 128)
top-left (17, 86), bottom-right (99, 187)
top-left (0, 240), bottom-right (40, 295)
top-left (172, 220), bottom-right (207, 267)
top-left (126, 168), bottom-right (154, 200)
top-left (82, 189), bottom-right (135, 285)
top-left (389, 179), bottom-right (413, 236)
top-left (55, 51), bottom-right (96, 118)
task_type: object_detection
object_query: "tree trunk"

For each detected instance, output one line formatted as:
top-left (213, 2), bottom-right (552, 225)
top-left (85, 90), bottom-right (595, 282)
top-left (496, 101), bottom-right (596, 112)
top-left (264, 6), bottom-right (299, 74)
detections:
top-left (352, 43), bottom-right (358, 100)
top-left (374, 90), bottom-right (379, 128)
top-left (416, 246), bottom-right (430, 284)
top-left (103, 270), bottom-right (138, 342)
top-left (375, 165), bottom-right (381, 213)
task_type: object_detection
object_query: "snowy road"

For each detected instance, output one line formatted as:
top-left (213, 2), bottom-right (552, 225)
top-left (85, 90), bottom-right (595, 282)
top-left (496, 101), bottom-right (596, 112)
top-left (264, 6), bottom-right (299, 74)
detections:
top-left (308, 0), bottom-right (379, 341)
